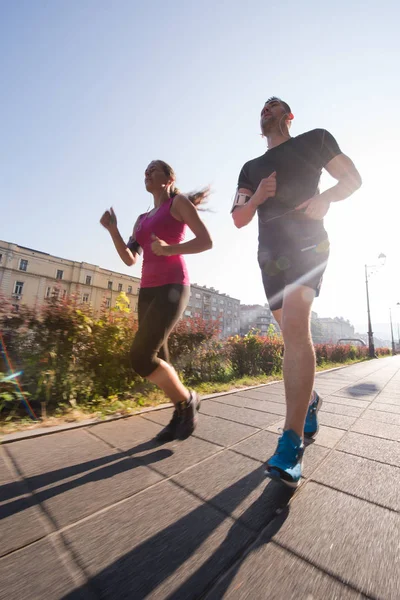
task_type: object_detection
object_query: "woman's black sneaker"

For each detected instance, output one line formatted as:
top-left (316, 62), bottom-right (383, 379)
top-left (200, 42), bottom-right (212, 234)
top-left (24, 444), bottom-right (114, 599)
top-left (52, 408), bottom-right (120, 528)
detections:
top-left (176, 391), bottom-right (201, 440)
top-left (156, 408), bottom-right (180, 442)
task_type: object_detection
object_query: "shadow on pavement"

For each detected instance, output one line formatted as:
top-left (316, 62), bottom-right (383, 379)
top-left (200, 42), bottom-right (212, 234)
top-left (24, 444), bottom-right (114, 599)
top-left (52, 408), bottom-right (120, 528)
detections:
top-left (61, 467), bottom-right (294, 600)
top-left (346, 383), bottom-right (380, 397)
top-left (1, 439), bottom-right (172, 520)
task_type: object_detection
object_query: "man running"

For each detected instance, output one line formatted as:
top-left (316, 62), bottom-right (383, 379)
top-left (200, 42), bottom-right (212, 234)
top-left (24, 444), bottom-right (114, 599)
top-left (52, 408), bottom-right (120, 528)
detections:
top-left (231, 97), bottom-right (362, 487)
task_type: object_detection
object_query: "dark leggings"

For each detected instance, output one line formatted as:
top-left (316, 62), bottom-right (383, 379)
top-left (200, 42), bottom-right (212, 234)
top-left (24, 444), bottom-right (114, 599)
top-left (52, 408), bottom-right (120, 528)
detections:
top-left (130, 284), bottom-right (190, 377)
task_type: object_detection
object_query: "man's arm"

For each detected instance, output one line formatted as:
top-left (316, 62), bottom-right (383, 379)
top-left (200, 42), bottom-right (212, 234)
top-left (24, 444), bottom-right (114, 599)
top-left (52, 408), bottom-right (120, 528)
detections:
top-left (323, 153), bottom-right (362, 201)
top-left (297, 153), bottom-right (362, 220)
top-left (231, 188), bottom-right (258, 228)
top-left (232, 173), bottom-right (277, 229)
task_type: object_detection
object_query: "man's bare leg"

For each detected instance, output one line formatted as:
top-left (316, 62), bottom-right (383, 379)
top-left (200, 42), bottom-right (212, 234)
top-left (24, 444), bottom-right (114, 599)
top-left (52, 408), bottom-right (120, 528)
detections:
top-left (273, 285), bottom-right (316, 438)
top-left (273, 304), bottom-right (316, 420)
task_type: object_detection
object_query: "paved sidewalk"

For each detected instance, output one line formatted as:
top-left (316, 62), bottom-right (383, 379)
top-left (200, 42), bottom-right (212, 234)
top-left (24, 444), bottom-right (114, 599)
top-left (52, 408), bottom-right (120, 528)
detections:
top-left (1, 356), bottom-right (400, 599)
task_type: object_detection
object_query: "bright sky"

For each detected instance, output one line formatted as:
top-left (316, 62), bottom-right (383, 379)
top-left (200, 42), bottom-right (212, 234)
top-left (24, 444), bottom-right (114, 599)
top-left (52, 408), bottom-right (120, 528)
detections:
top-left (1, 0), bottom-right (400, 333)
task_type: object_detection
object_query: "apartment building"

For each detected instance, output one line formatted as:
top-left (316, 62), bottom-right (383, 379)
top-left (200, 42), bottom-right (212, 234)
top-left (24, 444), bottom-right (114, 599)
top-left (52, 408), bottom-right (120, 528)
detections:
top-left (317, 317), bottom-right (355, 343)
top-left (0, 240), bottom-right (242, 338)
top-left (240, 304), bottom-right (276, 335)
top-left (185, 283), bottom-right (240, 338)
top-left (0, 240), bottom-right (140, 313)
top-left (311, 311), bottom-right (356, 343)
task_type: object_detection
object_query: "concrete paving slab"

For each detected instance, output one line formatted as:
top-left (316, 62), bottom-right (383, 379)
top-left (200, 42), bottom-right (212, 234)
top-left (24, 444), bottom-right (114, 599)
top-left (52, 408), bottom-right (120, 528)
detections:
top-left (6, 429), bottom-right (163, 528)
top-left (312, 450), bottom-right (400, 511)
top-left (0, 537), bottom-right (89, 600)
top-left (0, 451), bottom-right (51, 557)
top-left (212, 394), bottom-right (287, 416)
top-left (338, 431), bottom-right (400, 468)
top-left (318, 412), bottom-right (357, 430)
top-left (206, 541), bottom-right (365, 600)
top-left (173, 450), bottom-right (293, 532)
top-left (351, 418), bottom-right (400, 442)
top-left (270, 482), bottom-right (400, 599)
top-left (143, 409), bottom-right (261, 448)
top-left (319, 395), bottom-right (371, 409)
top-left (200, 400), bottom-right (282, 429)
top-left (63, 480), bottom-right (253, 600)
top-left (135, 435), bottom-right (224, 478)
top-left (320, 401), bottom-right (364, 418)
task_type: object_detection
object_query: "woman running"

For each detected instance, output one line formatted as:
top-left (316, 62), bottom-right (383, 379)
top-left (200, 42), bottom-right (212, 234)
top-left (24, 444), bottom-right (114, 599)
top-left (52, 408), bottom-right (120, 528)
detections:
top-left (100, 160), bottom-right (212, 442)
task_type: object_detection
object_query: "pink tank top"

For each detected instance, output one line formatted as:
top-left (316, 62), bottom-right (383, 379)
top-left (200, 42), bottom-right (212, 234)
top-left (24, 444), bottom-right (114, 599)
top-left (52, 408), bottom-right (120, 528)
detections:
top-left (134, 197), bottom-right (190, 288)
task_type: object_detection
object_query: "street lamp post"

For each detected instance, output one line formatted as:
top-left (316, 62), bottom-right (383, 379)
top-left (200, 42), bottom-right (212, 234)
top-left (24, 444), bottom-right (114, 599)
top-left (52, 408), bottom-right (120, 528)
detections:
top-left (397, 303), bottom-right (400, 350)
top-left (365, 264), bottom-right (375, 358)
top-left (390, 308), bottom-right (396, 355)
top-left (365, 253), bottom-right (386, 359)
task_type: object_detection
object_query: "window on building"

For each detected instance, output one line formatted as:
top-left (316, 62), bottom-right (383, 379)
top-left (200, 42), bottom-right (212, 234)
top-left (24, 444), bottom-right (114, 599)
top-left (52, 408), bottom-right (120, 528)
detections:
top-left (105, 298), bottom-right (111, 308)
top-left (45, 287), bottom-right (51, 298)
top-left (85, 275), bottom-right (92, 285)
top-left (19, 259), bottom-right (28, 272)
top-left (14, 281), bottom-right (24, 295)
top-left (127, 285), bottom-right (132, 294)
top-left (118, 283), bottom-right (123, 292)
top-left (108, 281), bottom-right (113, 290)
top-left (83, 293), bottom-right (90, 303)
top-left (195, 293), bottom-right (201, 299)
top-left (56, 269), bottom-right (63, 280)
top-left (0, 253), bottom-right (3, 264)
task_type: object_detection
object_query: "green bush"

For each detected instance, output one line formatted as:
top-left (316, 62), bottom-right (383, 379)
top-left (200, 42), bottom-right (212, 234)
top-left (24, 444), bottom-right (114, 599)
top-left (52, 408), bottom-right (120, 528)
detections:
top-left (227, 331), bottom-right (284, 377)
top-left (0, 292), bottom-right (138, 413)
top-left (1, 292), bottom-right (390, 421)
top-left (169, 316), bottom-right (227, 382)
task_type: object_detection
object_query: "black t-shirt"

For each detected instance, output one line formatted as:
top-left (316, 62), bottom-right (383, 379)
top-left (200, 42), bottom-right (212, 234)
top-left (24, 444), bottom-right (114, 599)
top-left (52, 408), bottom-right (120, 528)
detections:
top-left (237, 129), bottom-right (341, 248)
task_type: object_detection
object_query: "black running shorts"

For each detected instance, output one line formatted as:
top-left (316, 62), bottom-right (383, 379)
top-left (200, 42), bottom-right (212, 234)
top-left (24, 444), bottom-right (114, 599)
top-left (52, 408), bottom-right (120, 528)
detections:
top-left (258, 237), bottom-right (330, 311)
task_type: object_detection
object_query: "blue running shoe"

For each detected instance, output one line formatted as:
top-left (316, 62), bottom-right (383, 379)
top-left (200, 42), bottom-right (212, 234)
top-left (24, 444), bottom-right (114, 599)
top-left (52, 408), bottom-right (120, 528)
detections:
top-left (304, 392), bottom-right (322, 439)
top-left (265, 429), bottom-right (304, 488)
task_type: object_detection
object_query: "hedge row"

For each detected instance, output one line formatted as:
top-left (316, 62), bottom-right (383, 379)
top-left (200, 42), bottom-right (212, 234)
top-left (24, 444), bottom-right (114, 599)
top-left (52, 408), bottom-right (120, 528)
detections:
top-left (0, 293), bottom-right (390, 416)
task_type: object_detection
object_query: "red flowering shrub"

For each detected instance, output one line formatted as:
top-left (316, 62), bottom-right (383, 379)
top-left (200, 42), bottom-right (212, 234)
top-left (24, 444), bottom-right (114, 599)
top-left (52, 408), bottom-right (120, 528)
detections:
top-left (314, 343), bottom-right (369, 365)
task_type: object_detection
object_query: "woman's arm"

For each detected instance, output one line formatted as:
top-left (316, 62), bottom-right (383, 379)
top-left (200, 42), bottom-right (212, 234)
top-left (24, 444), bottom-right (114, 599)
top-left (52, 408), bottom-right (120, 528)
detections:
top-left (100, 207), bottom-right (139, 266)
